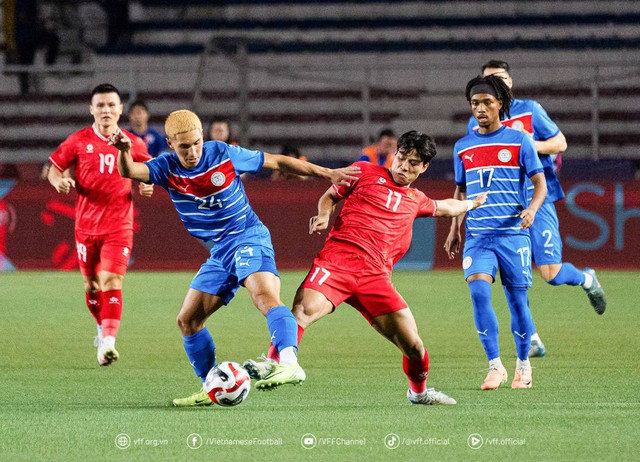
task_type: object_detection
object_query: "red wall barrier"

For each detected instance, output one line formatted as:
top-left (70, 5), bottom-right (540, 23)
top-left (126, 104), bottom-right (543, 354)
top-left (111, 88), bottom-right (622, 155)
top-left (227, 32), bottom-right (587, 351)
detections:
top-left (2, 178), bottom-right (640, 271)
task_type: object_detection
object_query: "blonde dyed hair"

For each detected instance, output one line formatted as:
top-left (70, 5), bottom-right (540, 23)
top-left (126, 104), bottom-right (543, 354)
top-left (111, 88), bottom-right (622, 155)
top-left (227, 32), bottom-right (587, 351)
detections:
top-left (165, 110), bottom-right (203, 138)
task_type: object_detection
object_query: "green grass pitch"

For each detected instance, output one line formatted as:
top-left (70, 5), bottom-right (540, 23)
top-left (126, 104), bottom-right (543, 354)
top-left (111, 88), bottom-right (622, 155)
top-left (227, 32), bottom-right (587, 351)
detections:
top-left (1, 270), bottom-right (639, 461)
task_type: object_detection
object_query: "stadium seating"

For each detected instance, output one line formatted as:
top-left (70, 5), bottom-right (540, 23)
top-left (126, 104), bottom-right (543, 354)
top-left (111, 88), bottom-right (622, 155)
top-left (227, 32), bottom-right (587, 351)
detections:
top-left (2, 0), bottom-right (640, 172)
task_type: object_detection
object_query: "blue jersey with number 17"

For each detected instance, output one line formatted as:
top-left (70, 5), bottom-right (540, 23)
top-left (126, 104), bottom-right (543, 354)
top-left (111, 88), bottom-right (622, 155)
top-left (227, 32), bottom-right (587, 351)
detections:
top-left (145, 141), bottom-right (264, 243)
top-left (454, 125), bottom-right (543, 238)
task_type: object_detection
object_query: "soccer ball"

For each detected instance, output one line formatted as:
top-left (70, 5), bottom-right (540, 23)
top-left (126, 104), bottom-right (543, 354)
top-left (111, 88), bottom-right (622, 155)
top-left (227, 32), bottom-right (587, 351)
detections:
top-left (204, 362), bottom-right (251, 407)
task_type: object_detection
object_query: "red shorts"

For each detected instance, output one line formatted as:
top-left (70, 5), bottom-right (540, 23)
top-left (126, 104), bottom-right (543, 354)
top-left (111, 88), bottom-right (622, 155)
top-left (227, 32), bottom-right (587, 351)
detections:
top-left (300, 242), bottom-right (408, 324)
top-left (74, 229), bottom-right (133, 276)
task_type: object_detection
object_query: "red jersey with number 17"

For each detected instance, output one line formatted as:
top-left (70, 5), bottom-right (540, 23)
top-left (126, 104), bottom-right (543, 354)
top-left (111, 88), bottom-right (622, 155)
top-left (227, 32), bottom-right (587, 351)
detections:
top-left (49, 125), bottom-right (151, 235)
top-left (328, 161), bottom-right (437, 272)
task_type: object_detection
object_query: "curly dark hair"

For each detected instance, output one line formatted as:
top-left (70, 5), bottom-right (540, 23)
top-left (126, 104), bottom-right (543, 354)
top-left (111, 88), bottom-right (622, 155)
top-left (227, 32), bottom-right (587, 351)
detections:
top-left (465, 75), bottom-right (512, 120)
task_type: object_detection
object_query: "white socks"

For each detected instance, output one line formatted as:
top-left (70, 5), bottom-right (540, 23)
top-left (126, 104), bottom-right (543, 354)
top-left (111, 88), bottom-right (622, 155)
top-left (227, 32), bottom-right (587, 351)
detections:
top-left (516, 358), bottom-right (531, 369)
top-left (531, 332), bottom-right (541, 343)
top-left (279, 346), bottom-right (298, 366)
top-left (96, 325), bottom-right (103, 340)
top-left (102, 336), bottom-right (116, 350)
top-left (582, 272), bottom-right (593, 289)
top-left (489, 357), bottom-right (503, 369)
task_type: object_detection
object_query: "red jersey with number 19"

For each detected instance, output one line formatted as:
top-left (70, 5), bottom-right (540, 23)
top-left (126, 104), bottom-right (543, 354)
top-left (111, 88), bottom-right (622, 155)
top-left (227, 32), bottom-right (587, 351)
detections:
top-left (328, 161), bottom-right (437, 271)
top-left (49, 125), bottom-right (151, 235)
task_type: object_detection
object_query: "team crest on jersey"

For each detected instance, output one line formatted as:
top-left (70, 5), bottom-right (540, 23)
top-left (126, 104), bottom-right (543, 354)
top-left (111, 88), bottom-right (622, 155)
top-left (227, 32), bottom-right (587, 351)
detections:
top-left (211, 172), bottom-right (226, 186)
top-left (498, 149), bottom-right (512, 163)
top-left (463, 256), bottom-right (473, 270)
top-left (511, 120), bottom-right (524, 131)
top-left (378, 177), bottom-right (386, 184)
top-left (86, 144), bottom-right (94, 153)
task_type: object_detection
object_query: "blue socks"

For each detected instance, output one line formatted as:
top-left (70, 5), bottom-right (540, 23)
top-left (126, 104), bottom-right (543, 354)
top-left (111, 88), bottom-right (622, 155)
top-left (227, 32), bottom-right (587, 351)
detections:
top-left (266, 305), bottom-right (298, 352)
top-left (503, 286), bottom-right (534, 361)
top-left (469, 280), bottom-right (500, 360)
top-left (548, 262), bottom-right (585, 286)
top-left (183, 328), bottom-right (216, 382)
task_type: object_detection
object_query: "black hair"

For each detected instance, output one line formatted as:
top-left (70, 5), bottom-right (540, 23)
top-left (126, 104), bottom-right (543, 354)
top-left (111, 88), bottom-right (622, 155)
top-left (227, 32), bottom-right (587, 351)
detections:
top-left (128, 99), bottom-right (148, 112)
top-left (280, 144), bottom-right (301, 158)
top-left (397, 130), bottom-right (436, 164)
top-left (377, 128), bottom-right (396, 140)
top-left (465, 75), bottom-right (512, 120)
top-left (90, 83), bottom-right (121, 102)
top-left (481, 59), bottom-right (510, 75)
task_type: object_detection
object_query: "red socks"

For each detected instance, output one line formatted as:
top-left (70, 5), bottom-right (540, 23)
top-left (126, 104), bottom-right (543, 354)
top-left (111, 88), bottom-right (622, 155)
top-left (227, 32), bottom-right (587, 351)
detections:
top-left (267, 324), bottom-right (305, 362)
top-left (403, 353), bottom-right (429, 394)
top-left (100, 289), bottom-right (123, 338)
top-left (85, 292), bottom-right (102, 325)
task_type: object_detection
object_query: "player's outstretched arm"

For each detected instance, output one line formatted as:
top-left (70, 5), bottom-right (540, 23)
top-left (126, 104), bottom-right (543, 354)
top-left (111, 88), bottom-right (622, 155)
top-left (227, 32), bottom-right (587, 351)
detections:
top-left (443, 185), bottom-right (468, 259)
top-left (436, 191), bottom-right (487, 217)
top-left (48, 164), bottom-right (75, 194)
top-left (109, 129), bottom-right (151, 182)
top-left (262, 153), bottom-right (360, 186)
top-left (519, 172), bottom-right (547, 229)
top-left (309, 187), bottom-right (341, 234)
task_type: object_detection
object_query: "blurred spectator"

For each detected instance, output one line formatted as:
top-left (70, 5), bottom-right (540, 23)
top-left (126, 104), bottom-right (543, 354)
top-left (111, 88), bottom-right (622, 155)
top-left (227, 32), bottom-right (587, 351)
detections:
top-left (11, 0), bottom-right (59, 95)
top-left (99, 0), bottom-right (130, 47)
top-left (127, 100), bottom-right (167, 157)
top-left (0, 164), bottom-right (21, 181)
top-left (271, 144), bottom-right (309, 181)
top-left (358, 128), bottom-right (398, 168)
top-left (208, 118), bottom-right (234, 144)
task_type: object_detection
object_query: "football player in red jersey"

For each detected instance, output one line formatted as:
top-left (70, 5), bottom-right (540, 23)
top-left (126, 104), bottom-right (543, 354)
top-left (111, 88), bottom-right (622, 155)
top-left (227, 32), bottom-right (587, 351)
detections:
top-left (47, 83), bottom-right (153, 366)
top-left (244, 131), bottom-right (487, 404)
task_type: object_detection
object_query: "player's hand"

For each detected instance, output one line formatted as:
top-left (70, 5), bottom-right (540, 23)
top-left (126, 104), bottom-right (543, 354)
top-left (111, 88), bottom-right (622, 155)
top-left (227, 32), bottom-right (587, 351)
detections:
top-left (471, 191), bottom-right (488, 209)
top-left (107, 129), bottom-right (132, 152)
top-left (55, 177), bottom-right (76, 194)
top-left (309, 215), bottom-right (330, 234)
top-left (518, 207), bottom-right (537, 229)
top-left (138, 182), bottom-right (154, 197)
top-left (444, 230), bottom-right (461, 260)
top-left (327, 166), bottom-right (361, 186)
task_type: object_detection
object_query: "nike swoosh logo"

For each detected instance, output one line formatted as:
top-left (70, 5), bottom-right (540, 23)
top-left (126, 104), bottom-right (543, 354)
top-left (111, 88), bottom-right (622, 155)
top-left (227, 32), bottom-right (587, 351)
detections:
top-left (194, 398), bottom-right (209, 404)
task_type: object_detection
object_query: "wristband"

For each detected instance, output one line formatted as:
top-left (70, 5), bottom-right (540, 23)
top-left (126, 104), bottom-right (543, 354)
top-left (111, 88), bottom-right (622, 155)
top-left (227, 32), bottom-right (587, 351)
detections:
top-left (466, 200), bottom-right (474, 212)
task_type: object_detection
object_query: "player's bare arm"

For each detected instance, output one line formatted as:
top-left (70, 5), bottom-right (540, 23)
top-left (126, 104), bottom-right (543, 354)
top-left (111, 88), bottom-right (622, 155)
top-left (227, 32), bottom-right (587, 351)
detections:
top-left (519, 172), bottom-right (547, 229)
top-left (436, 191), bottom-right (487, 217)
top-left (444, 184), bottom-right (467, 259)
top-left (47, 164), bottom-right (76, 194)
top-left (309, 187), bottom-right (341, 235)
top-left (110, 129), bottom-right (151, 182)
top-left (534, 131), bottom-right (567, 154)
top-left (262, 153), bottom-right (360, 186)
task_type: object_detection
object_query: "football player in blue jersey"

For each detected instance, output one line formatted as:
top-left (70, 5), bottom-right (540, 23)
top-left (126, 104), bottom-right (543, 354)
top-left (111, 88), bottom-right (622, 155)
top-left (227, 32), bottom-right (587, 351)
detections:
top-left (466, 60), bottom-right (606, 358)
top-left (445, 75), bottom-right (548, 389)
top-left (111, 109), bottom-right (360, 405)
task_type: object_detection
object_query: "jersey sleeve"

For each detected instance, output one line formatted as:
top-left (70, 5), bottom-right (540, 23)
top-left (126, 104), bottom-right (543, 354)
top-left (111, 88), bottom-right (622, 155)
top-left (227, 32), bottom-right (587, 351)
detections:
top-left (49, 135), bottom-right (78, 171)
top-left (531, 101), bottom-right (560, 141)
top-left (331, 162), bottom-right (365, 198)
top-left (453, 143), bottom-right (466, 186)
top-left (144, 153), bottom-right (171, 188)
top-left (417, 193), bottom-right (437, 217)
top-left (519, 135), bottom-right (544, 178)
top-left (226, 142), bottom-right (264, 174)
top-left (131, 136), bottom-right (152, 162)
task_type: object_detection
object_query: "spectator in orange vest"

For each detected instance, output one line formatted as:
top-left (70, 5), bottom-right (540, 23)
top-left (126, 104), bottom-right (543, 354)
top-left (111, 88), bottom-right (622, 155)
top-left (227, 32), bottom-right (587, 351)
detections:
top-left (358, 129), bottom-right (398, 168)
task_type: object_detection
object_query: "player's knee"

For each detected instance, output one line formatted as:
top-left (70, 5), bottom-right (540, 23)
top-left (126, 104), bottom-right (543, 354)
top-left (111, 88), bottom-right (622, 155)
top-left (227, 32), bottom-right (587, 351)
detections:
top-left (401, 337), bottom-right (424, 360)
top-left (292, 301), bottom-right (319, 328)
top-left (176, 314), bottom-right (200, 335)
top-left (252, 292), bottom-right (283, 316)
top-left (101, 274), bottom-right (123, 292)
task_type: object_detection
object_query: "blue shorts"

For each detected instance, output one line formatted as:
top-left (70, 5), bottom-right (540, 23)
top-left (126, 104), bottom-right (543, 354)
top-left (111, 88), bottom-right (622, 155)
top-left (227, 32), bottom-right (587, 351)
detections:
top-left (462, 234), bottom-right (533, 287)
top-left (529, 202), bottom-right (563, 266)
top-left (190, 224), bottom-right (279, 304)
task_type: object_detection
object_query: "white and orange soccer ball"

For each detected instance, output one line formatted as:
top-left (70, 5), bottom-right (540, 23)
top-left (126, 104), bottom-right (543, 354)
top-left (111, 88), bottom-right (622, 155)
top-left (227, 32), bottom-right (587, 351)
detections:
top-left (204, 362), bottom-right (251, 407)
